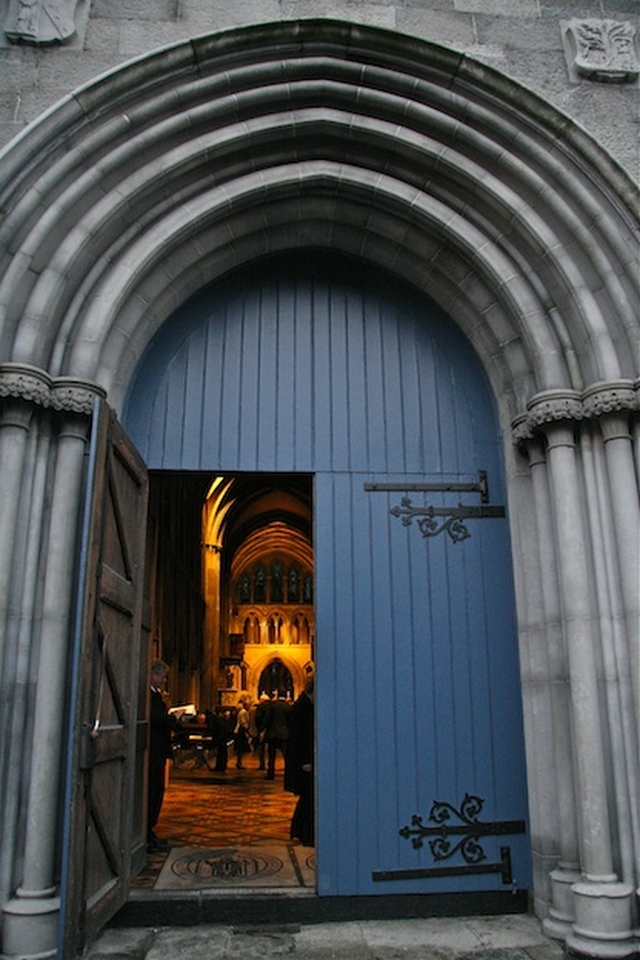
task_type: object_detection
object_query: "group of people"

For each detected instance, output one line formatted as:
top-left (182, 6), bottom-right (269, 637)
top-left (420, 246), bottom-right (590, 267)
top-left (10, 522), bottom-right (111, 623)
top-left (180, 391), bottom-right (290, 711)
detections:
top-left (147, 660), bottom-right (315, 853)
top-left (232, 690), bottom-right (292, 777)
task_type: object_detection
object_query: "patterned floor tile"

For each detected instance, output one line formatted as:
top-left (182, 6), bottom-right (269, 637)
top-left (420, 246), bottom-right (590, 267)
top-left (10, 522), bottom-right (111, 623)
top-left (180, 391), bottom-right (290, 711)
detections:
top-left (133, 756), bottom-right (308, 890)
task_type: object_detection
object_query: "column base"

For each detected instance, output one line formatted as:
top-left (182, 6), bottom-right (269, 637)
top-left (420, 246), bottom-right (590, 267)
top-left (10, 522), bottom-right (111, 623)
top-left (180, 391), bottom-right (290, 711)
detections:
top-left (566, 880), bottom-right (636, 959)
top-left (2, 892), bottom-right (60, 959)
top-left (543, 866), bottom-right (582, 941)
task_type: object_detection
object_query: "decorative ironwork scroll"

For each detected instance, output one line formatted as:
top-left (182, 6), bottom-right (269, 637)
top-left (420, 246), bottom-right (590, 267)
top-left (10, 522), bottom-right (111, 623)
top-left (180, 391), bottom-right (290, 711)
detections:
top-left (365, 472), bottom-right (504, 542)
top-left (388, 499), bottom-right (504, 542)
top-left (372, 794), bottom-right (525, 884)
top-left (399, 794), bottom-right (525, 859)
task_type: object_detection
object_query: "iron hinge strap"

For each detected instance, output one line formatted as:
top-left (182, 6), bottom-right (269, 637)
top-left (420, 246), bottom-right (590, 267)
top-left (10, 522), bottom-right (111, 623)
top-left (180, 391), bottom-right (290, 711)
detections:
top-left (372, 846), bottom-right (514, 885)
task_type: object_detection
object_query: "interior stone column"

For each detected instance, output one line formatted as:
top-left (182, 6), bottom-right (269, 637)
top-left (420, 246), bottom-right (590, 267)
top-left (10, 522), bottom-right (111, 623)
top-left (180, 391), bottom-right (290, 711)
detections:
top-left (203, 541), bottom-right (223, 709)
top-left (2, 380), bottom-right (100, 960)
top-left (527, 391), bottom-right (635, 959)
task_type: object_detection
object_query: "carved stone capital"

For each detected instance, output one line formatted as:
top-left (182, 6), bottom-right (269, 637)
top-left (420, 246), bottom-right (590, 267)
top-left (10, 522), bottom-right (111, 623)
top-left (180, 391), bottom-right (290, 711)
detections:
top-left (526, 390), bottom-right (583, 428)
top-left (0, 364), bottom-right (106, 415)
top-left (50, 377), bottom-right (106, 414)
top-left (0, 364), bottom-right (52, 407)
top-left (511, 413), bottom-right (533, 445)
top-left (512, 380), bottom-right (640, 446)
top-left (582, 380), bottom-right (637, 418)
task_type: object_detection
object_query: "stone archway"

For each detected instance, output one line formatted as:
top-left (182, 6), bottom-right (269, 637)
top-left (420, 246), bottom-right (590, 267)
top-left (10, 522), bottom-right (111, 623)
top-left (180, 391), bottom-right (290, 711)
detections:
top-left (0, 19), bottom-right (638, 960)
top-left (248, 653), bottom-right (307, 700)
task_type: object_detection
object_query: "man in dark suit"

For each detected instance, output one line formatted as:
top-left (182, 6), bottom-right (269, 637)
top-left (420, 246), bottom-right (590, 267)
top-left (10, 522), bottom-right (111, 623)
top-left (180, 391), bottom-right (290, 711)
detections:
top-left (263, 692), bottom-right (291, 779)
top-left (147, 659), bottom-right (178, 852)
top-left (285, 676), bottom-right (315, 845)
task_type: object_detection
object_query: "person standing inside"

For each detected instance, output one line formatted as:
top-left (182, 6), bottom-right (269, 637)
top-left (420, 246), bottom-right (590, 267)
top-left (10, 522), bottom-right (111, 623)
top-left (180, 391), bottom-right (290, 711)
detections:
top-left (254, 692), bottom-right (271, 770)
top-left (233, 694), bottom-right (252, 769)
top-left (213, 707), bottom-right (233, 772)
top-left (147, 659), bottom-right (178, 853)
top-left (264, 692), bottom-right (291, 779)
top-left (285, 676), bottom-right (315, 845)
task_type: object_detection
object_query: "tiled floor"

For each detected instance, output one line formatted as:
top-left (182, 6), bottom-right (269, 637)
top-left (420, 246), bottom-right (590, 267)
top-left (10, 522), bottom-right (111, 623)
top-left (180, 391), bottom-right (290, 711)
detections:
top-left (133, 749), bottom-right (306, 889)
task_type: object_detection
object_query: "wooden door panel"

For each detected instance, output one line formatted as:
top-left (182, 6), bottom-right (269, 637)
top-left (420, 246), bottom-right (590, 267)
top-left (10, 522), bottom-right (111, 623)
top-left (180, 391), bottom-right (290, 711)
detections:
top-left (61, 402), bottom-right (148, 957)
top-left (315, 470), bottom-right (530, 899)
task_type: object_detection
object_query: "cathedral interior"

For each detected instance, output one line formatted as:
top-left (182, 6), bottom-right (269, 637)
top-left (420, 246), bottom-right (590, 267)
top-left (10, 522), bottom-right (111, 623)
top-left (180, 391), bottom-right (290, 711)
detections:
top-left (148, 473), bottom-right (315, 712)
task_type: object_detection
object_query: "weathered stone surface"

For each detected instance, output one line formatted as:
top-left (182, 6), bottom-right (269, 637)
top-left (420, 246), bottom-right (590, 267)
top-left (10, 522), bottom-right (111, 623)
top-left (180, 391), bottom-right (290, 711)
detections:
top-left (0, 0), bottom-right (638, 183)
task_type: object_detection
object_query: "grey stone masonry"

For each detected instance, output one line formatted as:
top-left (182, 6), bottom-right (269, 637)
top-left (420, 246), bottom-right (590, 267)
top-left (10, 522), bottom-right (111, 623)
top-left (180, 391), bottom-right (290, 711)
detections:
top-left (0, 0), bottom-right (638, 181)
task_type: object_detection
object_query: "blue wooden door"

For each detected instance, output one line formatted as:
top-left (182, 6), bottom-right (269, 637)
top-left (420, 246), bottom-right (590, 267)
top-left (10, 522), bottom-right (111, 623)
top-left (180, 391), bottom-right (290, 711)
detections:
top-left (314, 467), bottom-right (529, 896)
top-left (124, 252), bottom-right (531, 899)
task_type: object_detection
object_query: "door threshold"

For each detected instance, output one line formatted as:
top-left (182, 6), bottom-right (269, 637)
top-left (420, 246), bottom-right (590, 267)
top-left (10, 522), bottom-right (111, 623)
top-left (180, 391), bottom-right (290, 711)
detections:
top-left (114, 889), bottom-right (529, 928)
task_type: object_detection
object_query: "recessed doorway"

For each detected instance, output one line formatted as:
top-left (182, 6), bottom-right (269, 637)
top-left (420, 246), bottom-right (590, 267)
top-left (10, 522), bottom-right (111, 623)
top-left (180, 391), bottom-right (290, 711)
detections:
top-left (123, 250), bottom-right (531, 906)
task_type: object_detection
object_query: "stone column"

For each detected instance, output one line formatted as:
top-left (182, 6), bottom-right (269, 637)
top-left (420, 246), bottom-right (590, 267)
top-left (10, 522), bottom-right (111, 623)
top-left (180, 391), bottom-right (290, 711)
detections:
top-left (203, 541), bottom-right (223, 708)
top-left (521, 436), bottom-right (581, 939)
top-left (527, 391), bottom-right (634, 959)
top-left (585, 389), bottom-right (640, 945)
top-left (584, 384), bottom-right (640, 723)
top-left (580, 423), bottom-right (639, 886)
top-left (0, 366), bottom-right (52, 912)
top-left (2, 379), bottom-right (101, 960)
top-left (0, 366), bottom-right (51, 679)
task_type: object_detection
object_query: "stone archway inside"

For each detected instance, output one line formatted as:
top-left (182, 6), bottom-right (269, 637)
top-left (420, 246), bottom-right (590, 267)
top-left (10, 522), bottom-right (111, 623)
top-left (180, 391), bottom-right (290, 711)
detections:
top-left (146, 472), bottom-right (315, 714)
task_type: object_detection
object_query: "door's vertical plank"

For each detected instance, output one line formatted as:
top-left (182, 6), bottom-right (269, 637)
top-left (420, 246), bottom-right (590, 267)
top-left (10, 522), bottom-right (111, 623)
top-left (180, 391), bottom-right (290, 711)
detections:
top-left (220, 297), bottom-right (247, 469)
top-left (200, 305), bottom-right (225, 469)
top-left (328, 283), bottom-right (350, 472)
top-left (312, 279), bottom-right (334, 470)
top-left (256, 282), bottom-right (278, 472)
top-left (344, 287), bottom-right (367, 472)
top-left (293, 276), bottom-right (314, 471)
top-left (364, 300), bottom-right (387, 472)
top-left (275, 279), bottom-right (297, 471)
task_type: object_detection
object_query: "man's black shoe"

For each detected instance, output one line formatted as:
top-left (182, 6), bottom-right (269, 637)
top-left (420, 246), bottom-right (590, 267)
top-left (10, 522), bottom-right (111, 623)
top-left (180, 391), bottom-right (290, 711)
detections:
top-left (147, 832), bottom-right (169, 853)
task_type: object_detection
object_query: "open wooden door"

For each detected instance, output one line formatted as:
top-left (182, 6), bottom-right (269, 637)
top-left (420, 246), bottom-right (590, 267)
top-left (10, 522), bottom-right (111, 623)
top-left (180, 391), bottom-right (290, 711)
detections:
top-left (59, 400), bottom-right (149, 957)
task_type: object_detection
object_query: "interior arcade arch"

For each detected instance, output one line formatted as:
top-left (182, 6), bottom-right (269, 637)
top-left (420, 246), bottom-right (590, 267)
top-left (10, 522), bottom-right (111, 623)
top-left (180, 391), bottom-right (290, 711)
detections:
top-left (0, 18), bottom-right (638, 960)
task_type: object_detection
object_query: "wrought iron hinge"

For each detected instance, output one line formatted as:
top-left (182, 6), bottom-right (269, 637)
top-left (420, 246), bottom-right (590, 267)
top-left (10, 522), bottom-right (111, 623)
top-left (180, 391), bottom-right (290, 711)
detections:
top-left (373, 845), bottom-right (514, 884)
top-left (372, 793), bottom-right (525, 885)
top-left (365, 472), bottom-right (505, 542)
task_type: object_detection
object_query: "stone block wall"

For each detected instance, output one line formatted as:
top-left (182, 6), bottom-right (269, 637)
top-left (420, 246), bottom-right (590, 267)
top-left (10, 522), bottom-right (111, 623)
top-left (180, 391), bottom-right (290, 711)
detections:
top-left (0, 1), bottom-right (638, 181)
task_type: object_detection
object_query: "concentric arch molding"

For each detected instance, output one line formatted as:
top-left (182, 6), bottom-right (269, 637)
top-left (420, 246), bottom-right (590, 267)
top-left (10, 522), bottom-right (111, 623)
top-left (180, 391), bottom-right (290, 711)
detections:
top-left (511, 381), bottom-right (639, 442)
top-left (0, 19), bottom-right (637, 416)
top-left (0, 363), bottom-right (106, 414)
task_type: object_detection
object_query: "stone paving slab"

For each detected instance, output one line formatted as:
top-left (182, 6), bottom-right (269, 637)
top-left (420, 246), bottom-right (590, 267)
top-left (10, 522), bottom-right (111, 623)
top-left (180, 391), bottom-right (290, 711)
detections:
top-left (83, 915), bottom-right (565, 960)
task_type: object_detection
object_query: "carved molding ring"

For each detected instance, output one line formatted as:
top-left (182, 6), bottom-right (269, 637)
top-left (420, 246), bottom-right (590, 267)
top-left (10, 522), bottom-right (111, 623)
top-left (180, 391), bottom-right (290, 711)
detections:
top-left (0, 364), bottom-right (106, 414)
top-left (512, 381), bottom-right (639, 443)
top-left (582, 381), bottom-right (637, 417)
